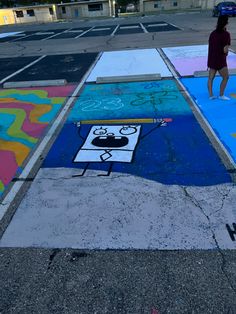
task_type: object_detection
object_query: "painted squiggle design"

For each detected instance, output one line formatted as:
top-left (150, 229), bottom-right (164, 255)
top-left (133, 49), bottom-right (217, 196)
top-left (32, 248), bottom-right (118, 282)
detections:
top-left (0, 86), bottom-right (75, 196)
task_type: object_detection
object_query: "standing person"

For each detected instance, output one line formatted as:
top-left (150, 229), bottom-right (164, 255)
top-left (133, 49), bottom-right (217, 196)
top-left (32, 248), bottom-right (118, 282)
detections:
top-left (207, 15), bottom-right (231, 100)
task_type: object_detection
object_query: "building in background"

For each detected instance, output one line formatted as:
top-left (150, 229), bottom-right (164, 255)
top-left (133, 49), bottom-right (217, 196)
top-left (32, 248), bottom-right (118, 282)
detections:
top-left (0, 0), bottom-right (219, 25)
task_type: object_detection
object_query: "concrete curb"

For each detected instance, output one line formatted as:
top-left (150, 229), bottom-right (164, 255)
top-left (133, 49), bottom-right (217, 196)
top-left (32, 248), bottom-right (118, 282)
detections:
top-left (194, 69), bottom-right (236, 77)
top-left (96, 73), bottom-right (161, 83)
top-left (3, 79), bottom-right (67, 88)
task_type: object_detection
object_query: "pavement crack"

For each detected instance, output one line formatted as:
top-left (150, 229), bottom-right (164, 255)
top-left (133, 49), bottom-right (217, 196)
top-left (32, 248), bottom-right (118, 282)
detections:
top-left (211, 185), bottom-right (233, 215)
top-left (47, 248), bottom-right (61, 270)
top-left (182, 186), bottom-right (236, 295)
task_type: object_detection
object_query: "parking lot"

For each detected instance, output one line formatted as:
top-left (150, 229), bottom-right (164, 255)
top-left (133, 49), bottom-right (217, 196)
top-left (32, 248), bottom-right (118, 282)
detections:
top-left (0, 11), bottom-right (236, 314)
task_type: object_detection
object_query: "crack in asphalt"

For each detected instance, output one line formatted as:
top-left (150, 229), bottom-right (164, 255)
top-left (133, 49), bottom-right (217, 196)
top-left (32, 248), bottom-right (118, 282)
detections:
top-left (13, 42), bottom-right (27, 56)
top-left (212, 186), bottom-right (234, 215)
top-left (182, 186), bottom-right (236, 296)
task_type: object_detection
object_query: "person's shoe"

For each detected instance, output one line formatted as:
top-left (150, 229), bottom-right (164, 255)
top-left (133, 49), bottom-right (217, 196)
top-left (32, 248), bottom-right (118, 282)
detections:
top-left (209, 96), bottom-right (217, 100)
top-left (218, 95), bottom-right (230, 100)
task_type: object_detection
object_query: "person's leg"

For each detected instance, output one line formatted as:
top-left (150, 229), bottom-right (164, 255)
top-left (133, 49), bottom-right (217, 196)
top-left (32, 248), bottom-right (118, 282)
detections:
top-left (207, 68), bottom-right (217, 98)
top-left (218, 66), bottom-right (229, 98)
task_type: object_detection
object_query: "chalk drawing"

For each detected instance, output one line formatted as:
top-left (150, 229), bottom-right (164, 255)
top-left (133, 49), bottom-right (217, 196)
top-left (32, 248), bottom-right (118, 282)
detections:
top-left (0, 86), bottom-right (75, 196)
top-left (69, 80), bottom-right (190, 122)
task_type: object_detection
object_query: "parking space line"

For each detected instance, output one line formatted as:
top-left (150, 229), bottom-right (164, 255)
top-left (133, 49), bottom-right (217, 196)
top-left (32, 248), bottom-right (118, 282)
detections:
top-left (12, 34), bottom-right (33, 42)
top-left (147, 23), bottom-right (168, 27)
top-left (67, 29), bottom-right (84, 33)
top-left (42, 28), bottom-right (72, 41)
top-left (120, 25), bottom-right (140, 29)
top-left (75, 26), bottom-right (94, 38)
top-left (111, 25), bottom-right (119, 36)
top-left (35, 32), bottom-right (55, 35)
top-left (91, 28), bottom-right (111, 31)
top-left (168, 22), bottom-right (183, 30)
top-left (139, 23), bottom-right (148, 33)
top-left (0, 51), bottom-right (102, 223)
top-left (0, 55), bottom-right (46, 84)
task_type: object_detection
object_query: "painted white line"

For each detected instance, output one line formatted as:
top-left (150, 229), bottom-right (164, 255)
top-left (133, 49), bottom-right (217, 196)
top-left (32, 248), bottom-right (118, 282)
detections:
top-left (111, 25), bottom-right (119, 36)
top-left (67, 30), bottom-right (84, 33)
top-left (0, 51), bottom-right (102, 222)
top-left (10, 33), bottom-right (26, 37)
top-left (139, 23), bottom-right (148, 33)
top-left (75, 26), bottom-right (94, 39)
top-left (0, 31), bottom-right (23, 38)
top-left (0, 55), bottom-right (46, 84)
top-left (120, 25), bottom-right (139, 29)
top-left (157, 47), bottom-right (236, 170)
top-left (92, 28), bottom-right (111, 32)
top-left (42, 28), bottom-right (72, 41)
top-left (168, 22), bottom-right (183, 31)
top-left (12, 34), bottom-right (33, 42)
top-left (147, 23), bottom-right (168, 27)
top-left (35, 32), bottom-right (55, 35)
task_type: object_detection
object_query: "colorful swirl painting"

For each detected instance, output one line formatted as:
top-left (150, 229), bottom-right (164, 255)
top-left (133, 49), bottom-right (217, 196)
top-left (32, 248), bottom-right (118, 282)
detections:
top-left (0, 86), bottom-right (75, 197)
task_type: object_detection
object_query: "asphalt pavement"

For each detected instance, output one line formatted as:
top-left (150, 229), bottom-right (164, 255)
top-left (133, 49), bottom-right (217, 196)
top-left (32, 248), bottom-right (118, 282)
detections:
top-left (0, 11), bottom-right (236, 314)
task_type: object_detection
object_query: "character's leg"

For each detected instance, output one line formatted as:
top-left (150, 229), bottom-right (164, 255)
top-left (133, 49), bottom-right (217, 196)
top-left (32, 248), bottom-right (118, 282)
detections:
top-left (72, 163), bottom-right (89, 177)
top-left (98, 162), bottom-right (113, 176)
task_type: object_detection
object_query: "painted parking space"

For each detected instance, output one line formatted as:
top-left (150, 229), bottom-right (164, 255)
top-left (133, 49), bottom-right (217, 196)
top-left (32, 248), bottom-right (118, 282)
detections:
top-left (0, 79), bottom-right (233, 249)
top-left (87, 49), bottom-right (172, 82)
top-left (0, 85), bottom-right (76, 197)
top-left (0, 56), bottom-right (39, 82)
top-left (3, 53), bottom-right (99, 83)
top-left (163, 45), bottom-right (236, 76)
top-left (182, 76), bottom-right (236, 164)
top-left (80, 25), bottom-right (116, 37)
top-left (142, 21), bottom-right (180, 32)
top-left (0, 32), bottom-right (33, 42)
top-left (0, 32), bottom-right (24, 42)
top-left (115, 24), bottom-right (144, 35)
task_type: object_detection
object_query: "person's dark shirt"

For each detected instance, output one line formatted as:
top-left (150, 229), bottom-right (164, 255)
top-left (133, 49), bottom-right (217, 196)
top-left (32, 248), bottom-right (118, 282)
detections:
top-left (207, 29), bottom-right (231, 70)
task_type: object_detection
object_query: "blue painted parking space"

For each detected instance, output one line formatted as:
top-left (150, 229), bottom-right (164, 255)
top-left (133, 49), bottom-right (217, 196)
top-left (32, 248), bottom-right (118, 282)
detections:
top-left (182, 76), bottom-right (236, 165)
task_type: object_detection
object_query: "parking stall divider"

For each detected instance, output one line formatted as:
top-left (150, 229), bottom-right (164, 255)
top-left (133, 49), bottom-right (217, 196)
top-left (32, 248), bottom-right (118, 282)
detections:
top-left (42, 28), bottom-right (73, 41)
top-left (111, 25), bottom-right (120, 37)
top-left (0, 51), bottom-right (103, 238)
top-left (157, 47), bottom-right (236, 182)
top-left (75, 26), bottom-right (95, 39)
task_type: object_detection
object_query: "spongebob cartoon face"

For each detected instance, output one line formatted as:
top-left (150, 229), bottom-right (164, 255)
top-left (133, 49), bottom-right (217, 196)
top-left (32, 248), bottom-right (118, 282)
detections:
top-left (74, 125), bottom-right (141, 163)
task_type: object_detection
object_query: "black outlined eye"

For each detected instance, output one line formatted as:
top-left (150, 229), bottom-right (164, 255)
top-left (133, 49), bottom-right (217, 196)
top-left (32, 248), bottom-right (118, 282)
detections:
top-left (119, 126), bottom-right (137, 135)
top-left (93, 127), bottom-right (107, 135)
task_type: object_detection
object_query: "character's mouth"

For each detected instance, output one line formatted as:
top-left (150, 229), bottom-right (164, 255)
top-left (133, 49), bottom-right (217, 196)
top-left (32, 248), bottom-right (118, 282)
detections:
top-left (92, 136), bottom-right (128, 148)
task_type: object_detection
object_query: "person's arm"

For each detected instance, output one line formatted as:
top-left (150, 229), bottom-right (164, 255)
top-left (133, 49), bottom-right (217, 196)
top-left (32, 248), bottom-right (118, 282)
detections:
top-left (223, 32), bottom-right (231, 55)
top-left (224, 45), bottom-right (229, 55)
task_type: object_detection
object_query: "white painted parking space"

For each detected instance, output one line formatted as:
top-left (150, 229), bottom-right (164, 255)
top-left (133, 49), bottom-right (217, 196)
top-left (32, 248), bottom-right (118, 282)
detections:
top-left (0, 32), bottom-right (23, 38)
top-left (86, 49), bottom-right (172, 82)
top-left (0, 168), bottom-right (235, 249)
